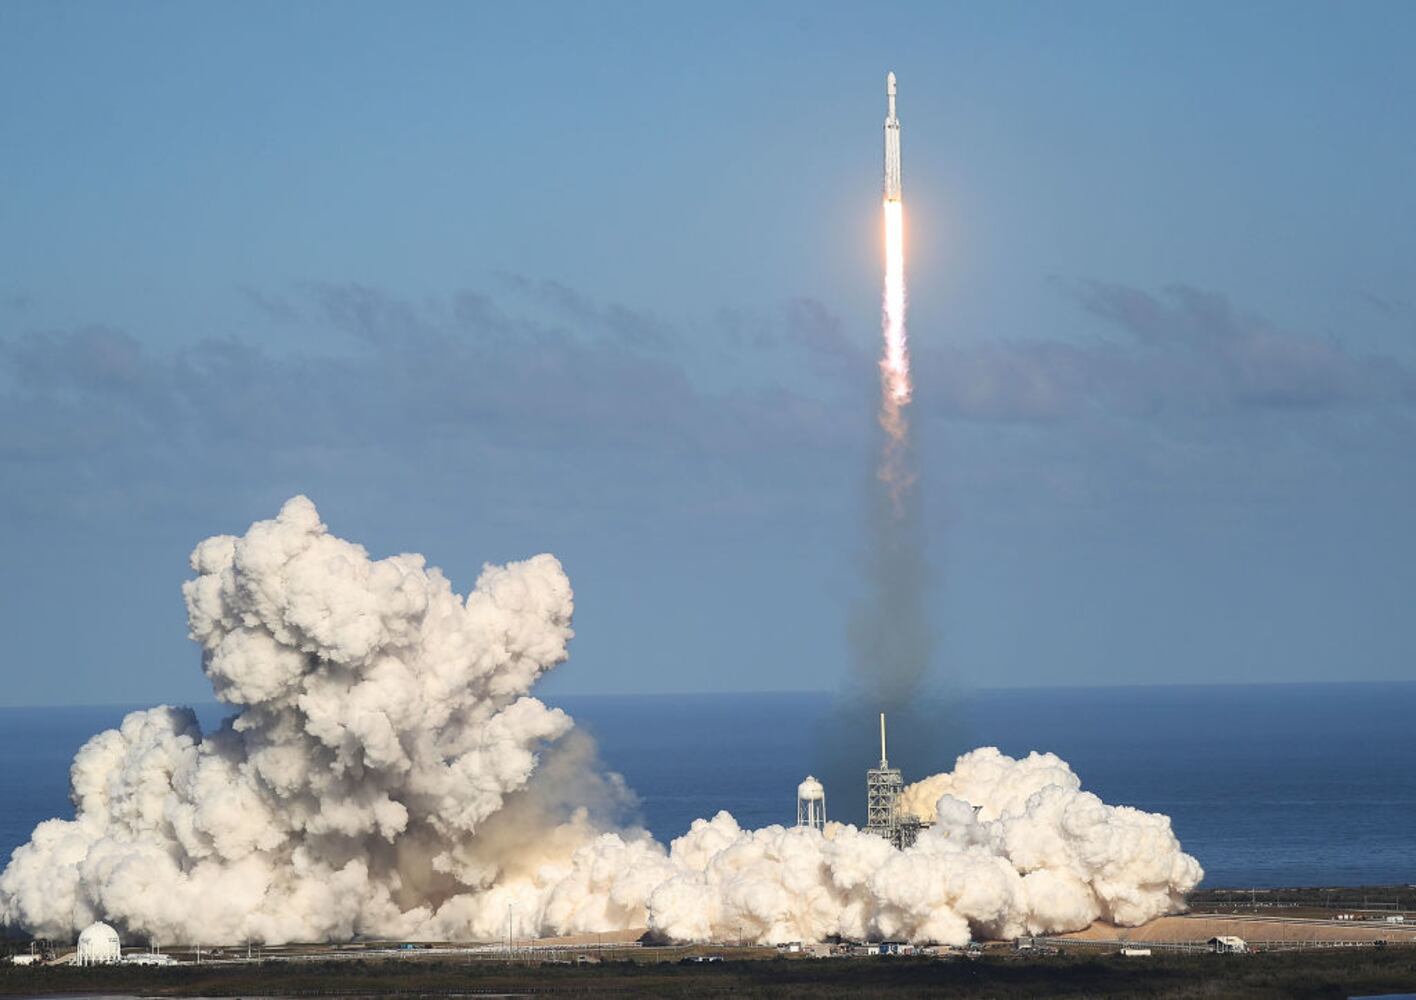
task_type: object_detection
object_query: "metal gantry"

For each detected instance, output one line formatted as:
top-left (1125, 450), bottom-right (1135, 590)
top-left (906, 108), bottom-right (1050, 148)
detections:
top-left (866, 712), bottom-right (933, 850)
top-left (866, 713), bottom-right (903, 845)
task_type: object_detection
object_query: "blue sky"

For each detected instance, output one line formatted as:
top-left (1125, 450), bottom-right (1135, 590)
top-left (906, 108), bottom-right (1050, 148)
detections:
top-left (2, 1), bottom-right (1414, 706)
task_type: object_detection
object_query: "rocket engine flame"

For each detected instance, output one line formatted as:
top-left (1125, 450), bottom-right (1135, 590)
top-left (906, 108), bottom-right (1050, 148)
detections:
top-left (881, 201), bottom-right (910, 413)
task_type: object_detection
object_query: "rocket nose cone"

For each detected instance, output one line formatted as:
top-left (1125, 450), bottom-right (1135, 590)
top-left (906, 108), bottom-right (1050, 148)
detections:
top-left (887, 71), bottom-right (896, 89)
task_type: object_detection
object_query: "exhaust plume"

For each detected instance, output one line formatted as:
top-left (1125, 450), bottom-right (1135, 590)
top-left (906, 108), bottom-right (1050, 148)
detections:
top-left (819, 71), bottom-right (942, 809)
top-left (878, 197), bottom-right (912, 504)
top-left (0, 498), bottom-right (1199, 947)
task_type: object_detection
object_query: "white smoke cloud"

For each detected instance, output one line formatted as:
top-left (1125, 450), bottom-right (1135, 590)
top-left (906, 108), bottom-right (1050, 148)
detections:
top-left (0, 498), bottom-right (1201, 947)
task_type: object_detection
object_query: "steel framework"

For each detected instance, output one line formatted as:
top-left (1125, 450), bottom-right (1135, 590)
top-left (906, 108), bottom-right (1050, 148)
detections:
top-left (865, 713), bottom-right (903, 844)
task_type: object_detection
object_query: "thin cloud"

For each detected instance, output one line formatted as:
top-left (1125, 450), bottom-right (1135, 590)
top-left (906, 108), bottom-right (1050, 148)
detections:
top-left (2, 278), bottom-right (1412, 524)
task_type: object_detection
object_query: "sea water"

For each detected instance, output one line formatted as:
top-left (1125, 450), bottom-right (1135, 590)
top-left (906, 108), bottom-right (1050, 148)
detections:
top-left (2, 683), bottom-right (1412, 888)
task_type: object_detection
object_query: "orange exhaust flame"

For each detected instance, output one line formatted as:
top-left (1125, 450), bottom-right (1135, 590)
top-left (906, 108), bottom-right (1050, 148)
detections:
top-left (879, 198), bottom-right (912, 507)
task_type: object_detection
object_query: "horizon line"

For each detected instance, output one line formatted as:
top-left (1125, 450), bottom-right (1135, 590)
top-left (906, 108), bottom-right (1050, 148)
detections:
top-left (4, 677), bottom-right (1414, 712)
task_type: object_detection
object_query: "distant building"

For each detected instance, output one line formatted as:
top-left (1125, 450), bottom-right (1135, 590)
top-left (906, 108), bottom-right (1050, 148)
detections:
top-left (124, 952), bottom-right (176, 966)
top-left (76, 922), bottom-right (122, 966)
top-left (1209, 935), bottom-right (1247, 954)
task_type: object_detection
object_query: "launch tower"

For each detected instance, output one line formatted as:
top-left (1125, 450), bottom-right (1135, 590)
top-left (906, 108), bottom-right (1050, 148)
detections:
top-left (865, 712), bottom-right (931, 849)
top-left (865, 713), bottom-right (903, 844)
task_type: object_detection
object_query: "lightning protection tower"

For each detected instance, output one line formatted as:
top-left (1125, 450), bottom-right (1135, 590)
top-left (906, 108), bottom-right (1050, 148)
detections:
top-left (866, 713), bottom-right (903, 844)
top-left (797, 775), bottom-right (826, 831)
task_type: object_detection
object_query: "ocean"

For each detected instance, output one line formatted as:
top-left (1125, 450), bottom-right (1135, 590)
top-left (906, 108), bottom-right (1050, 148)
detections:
top-left (2, 683), bottom-right (1412, 889)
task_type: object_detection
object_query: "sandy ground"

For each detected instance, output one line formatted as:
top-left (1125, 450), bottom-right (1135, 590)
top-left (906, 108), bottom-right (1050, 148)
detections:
top-left (521, 913), bottom-right (1416, 950)
top-left (511, 913), bottom-right (1416, 950)
top-left (513, 927), bottom-right (650, 948)
top-left (30, 912), bottom-right (1415, 963)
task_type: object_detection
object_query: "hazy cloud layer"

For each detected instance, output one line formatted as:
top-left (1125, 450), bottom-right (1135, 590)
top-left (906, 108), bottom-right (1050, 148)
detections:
top-left (1, 279), bottom-right (1412, 526)
top-left (916, 282), bottom-right (1416, 423)
top-left (0, 283), bottom-right (849, 523)
top-left (3, 277), bottom-right (1415, 705)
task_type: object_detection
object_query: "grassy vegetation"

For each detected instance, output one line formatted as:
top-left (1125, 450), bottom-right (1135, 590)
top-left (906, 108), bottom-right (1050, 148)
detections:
top-left (4, 948), bottom-right (1416, 999)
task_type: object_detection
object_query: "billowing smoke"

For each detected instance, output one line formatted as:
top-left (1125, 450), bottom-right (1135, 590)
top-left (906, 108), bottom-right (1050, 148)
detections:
top-left (0, 499), bottom-right (1200, 947)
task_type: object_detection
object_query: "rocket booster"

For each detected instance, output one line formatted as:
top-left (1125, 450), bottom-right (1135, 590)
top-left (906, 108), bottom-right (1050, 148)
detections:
top-left (884, 71), bottom-right (902, 203)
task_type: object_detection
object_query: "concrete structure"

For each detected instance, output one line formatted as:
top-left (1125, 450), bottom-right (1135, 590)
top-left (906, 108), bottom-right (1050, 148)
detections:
top-left (796, 775), bottom-right (826, 831)
top-left (76, 921), bottom-right (122, 965)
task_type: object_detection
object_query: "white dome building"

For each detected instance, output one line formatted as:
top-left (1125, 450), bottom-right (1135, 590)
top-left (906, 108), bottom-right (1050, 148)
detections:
top-left (76, 921), bottom-right (122, 966)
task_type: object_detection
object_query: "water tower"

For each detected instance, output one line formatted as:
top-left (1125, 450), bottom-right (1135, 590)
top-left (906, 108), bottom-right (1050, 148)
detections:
top-left (797, 775), bottom-right (826, 831)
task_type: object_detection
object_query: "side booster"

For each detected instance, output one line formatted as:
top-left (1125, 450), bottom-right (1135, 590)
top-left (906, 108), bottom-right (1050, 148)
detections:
top-left (884, 71), bottom-right (902, 203)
